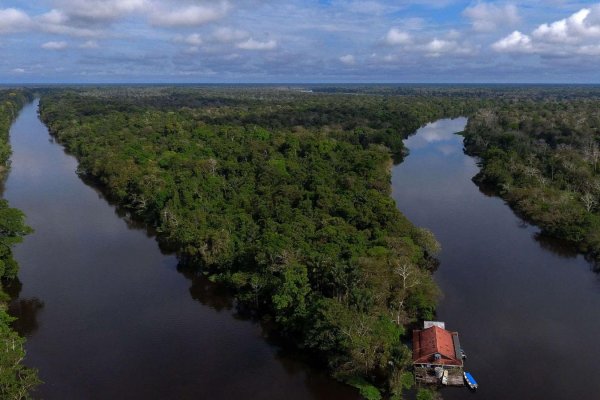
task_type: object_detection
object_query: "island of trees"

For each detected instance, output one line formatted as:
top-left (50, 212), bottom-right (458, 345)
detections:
top-left (37, 86), bottom-right (482, 398)
top-left (0, 89), bottom-right (40, 399)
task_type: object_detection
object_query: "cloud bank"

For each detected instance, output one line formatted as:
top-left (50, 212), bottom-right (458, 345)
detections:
top-left (0, 1), bottom-right (600, 82)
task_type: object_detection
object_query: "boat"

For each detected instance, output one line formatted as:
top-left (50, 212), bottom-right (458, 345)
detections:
top-left (464, 371), bottom-right (478, 390)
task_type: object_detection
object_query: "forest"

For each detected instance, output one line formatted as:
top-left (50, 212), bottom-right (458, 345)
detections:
top-left (463, 95), bottom-right (600, 264)
top-left (3, 84), bottom-right (599, 399)
top-left (37, 86), bottom-right (482, 398)
top-left (0, 89), bottom-right (40, 399)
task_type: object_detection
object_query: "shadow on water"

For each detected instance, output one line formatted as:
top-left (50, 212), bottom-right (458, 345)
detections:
top-left (178, 266), bottom-right (235, 313)
top-left (4, 279), bottom-right (44, 337)
top-left (532, 233), bottom-right (580, 260)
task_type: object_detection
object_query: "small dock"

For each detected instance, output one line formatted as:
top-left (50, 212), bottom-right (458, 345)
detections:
top-left (415, 368), bottom-right (464, 386)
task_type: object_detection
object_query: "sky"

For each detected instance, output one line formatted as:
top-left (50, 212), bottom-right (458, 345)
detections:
top-left (1, 0), bottom-right (600, 83)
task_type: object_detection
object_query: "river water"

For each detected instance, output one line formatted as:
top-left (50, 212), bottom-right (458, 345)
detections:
top-left (4, 100), bottom-right (360, 399)
top-left (392, 118), bottom-right (600, 400)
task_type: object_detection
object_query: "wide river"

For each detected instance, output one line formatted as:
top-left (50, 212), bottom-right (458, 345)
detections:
top-left (4, 101), bottom-right (360, 399)
top-left (392, 118), bottom-right (600, 400)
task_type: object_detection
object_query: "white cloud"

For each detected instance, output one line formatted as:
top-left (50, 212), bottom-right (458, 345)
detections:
top-left (0, 8), bottom-right (32, 34)
top-left (463, 3), bottom-right (520, 32)
top-left (213, 27), bottom-right (248, 43)
top-left (37, 9), bottom-right (68, 25)
top-left (492, 6), bottom-right (600, 56)
top-left (11, 68), bottom-right (26, 74)
top-left (381, 26), bottom-right (474, 58)
top-left (150, 2), bottom-right (230, 27)
top-left (426, 39), bottom-right (452, 53)
top-left (237, 38), bottom-right (277, 50)
top-left (533, 7), bottom-right (600, 43)
top-left (339, 54), bottom-right (356, 65)
top-left (42, 41), bottom-right (68, 50)
top-left (174, 33), bottom-right (203, 53)
top-left (492, 31), bottom-right (533, 53)
top-left (54, 0), bottom-right (147, 21)
top-left (424, 38), bottom-right (473, 57)
top-left (385, 28), bottom-right (412, 45)
top-left (36, 9), bottom-right (101, 37)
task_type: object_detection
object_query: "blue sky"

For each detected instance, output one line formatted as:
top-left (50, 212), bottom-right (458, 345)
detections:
top-left (1, 1), bottom-right (600, 83)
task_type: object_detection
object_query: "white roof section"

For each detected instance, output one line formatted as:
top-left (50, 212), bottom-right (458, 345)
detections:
top-left (423, 321), bottom-right (446, 329)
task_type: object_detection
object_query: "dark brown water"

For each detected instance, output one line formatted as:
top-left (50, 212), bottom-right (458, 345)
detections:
top-left (4, 100), bottom-right (360, 399)
top-left (392, 118), bottom-right (600, 400)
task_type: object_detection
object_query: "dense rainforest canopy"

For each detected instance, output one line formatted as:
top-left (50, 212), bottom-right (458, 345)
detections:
top-left (0, 89), bottom-right (40, 399)
top-left (0, 84), bottom-right (591, 399)
top-left (38, 86), bottom-right (482, 398)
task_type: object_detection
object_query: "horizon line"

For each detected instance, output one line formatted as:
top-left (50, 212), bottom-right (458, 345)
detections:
top-left (2, 82), bottom-right (600, 86)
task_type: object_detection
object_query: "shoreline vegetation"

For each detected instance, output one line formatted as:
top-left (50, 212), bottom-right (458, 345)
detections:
top-left (0, 89), bottom-right (40, 399)
top-left (38, 86), bottom-right (477, 398)
top-left (463, 97), bottom-right (600, 266)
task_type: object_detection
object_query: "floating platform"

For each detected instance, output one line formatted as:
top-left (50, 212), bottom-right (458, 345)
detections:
top-left (415, 368), bottom-right (464, 387)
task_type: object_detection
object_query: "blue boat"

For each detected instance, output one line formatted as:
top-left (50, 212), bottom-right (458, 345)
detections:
top-left (464, 372), bottom-right (478, 390)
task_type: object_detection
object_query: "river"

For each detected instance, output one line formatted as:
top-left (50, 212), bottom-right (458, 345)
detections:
top-left (6, 102), bottom-right (600, 400)
top-left (4, 100), bottom-right (360, 399)
top-left (392, 118), bottom-right (600, 400)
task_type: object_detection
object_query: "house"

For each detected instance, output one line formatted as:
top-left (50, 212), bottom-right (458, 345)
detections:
top-left (413, 321), bottom-right (463, 367)
top-left (413, 321), bottom-right (465, 386)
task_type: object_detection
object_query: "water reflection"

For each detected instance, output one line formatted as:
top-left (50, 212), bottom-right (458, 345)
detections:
top-left (392, 117), bottom-right (600, 400)
top-left (179, 266), bottom-right (235, 312)
top-left (533, 233), bottom-right (580, 259)
top-left (403, 119), bottom-right (466, 150)
top-left (5, 279), bottom-right (44, 337)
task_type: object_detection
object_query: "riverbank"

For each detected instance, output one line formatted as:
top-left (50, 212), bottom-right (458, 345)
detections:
top-left (0, 89), bottom-right (40, 399)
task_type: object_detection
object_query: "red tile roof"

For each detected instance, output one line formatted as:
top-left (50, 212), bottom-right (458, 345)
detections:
top-left (412, 326), bottom-right (462, 366)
